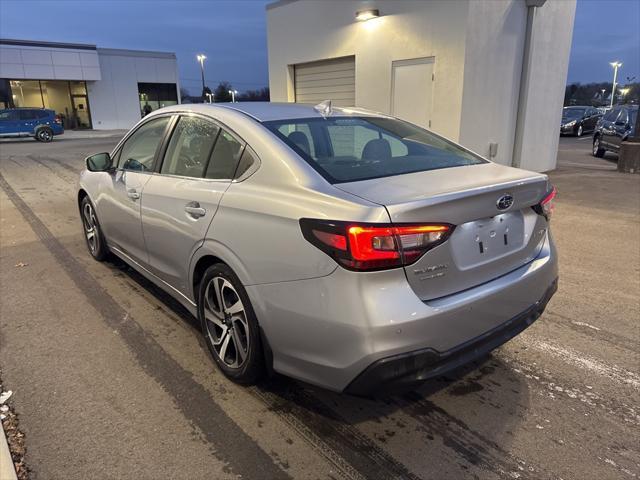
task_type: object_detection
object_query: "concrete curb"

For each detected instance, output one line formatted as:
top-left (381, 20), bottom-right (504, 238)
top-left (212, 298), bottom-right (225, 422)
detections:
top-left (0, 420), bottom-right (17, 480)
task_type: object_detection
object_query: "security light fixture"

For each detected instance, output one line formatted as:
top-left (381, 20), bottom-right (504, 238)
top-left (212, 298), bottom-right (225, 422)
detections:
top-left (355, 8), bottom-right (379, 22)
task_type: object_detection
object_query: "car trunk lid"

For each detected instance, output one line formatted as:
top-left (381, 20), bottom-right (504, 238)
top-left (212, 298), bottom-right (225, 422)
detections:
top-left (335, 163), bottom-right (550, 300)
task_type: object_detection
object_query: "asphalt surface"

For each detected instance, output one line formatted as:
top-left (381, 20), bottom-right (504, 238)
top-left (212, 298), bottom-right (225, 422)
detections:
top-left (0, 133), bottom-right (638, 480)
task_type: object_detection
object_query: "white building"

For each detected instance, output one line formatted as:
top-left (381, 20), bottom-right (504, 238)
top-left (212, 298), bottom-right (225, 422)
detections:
top-left (266, 0), bottom-right (576, 172)
top-left (0, 39), bottom-right (180, 130)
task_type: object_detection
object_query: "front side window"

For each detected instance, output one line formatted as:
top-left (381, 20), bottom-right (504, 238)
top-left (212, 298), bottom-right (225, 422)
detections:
top-left (161, 116), bottom-right (219, 177)
top-left (205, 129), bottom-right (244, 180)
top-left (264, 116), bottom-right (485, 183)
top-left (0, 110), bottom-right (18, 121)
top-left (603, 108), bottom-right (619, 122)
top-left (616, 109), bottom-right (628, 125)
top-left (118, 116), bottom-right (171, 171)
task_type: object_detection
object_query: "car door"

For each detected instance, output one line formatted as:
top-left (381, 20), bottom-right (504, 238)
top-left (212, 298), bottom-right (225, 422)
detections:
top-left (600, 107), bottom-right (620, 149)
top-left (585, 108), bottom-right (598, 131)
top-left (18, 110), bottom-right (39, 135)
top-left (140, 114), bottom-right (245, 294)
top-left (0, 110), bottom-right (20, 136)
top-left (611, 108), bottom-right (629, 151)
top-left (97, 115), bottom-right (172, 266)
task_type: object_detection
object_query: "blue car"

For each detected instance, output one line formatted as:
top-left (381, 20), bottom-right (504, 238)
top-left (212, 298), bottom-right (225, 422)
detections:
top-left (0, 108), bottom-right (64, 142)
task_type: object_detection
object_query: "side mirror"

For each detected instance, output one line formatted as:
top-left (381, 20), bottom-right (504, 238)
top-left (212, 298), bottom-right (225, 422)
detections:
top-left (86, 152), bottom-right (113, 172)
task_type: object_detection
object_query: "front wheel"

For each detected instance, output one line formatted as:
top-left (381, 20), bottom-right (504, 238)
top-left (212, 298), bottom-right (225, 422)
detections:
top-left (80, 196), bottom-right (109, 261)
top-left (198, 263), bottom-right (263, 384)
top-left (35, 127), bottom-right (53, 142)
top-left (576, 125), bottom-right (583, 137)
top-left (592, 136), bottom-right (605, 158)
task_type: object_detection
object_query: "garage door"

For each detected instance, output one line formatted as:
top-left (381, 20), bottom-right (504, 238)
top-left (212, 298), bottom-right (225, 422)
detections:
top-left (294, 56), bottom-right (355, 106)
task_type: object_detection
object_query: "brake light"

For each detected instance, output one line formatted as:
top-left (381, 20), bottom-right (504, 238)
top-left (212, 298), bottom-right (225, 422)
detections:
top-left (300, 219), bottom-right (454, 271)
top-left (535, 186), bottom-right (557, 220)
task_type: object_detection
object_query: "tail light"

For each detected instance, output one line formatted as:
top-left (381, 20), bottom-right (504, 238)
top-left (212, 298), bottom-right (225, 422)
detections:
top-left (54, 115), bottom-right (62, 125)
top-left (300, 219), bottom-right (454, 271)
top-left (533, 186), bottom-right (557, 220)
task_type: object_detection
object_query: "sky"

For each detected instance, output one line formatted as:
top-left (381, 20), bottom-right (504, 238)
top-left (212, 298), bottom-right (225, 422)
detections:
top-left (0, 0), bottom-right (638, 94)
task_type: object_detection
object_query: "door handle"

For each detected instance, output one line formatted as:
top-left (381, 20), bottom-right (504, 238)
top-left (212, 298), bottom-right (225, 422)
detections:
top-left (127, 189), bottom-right (140, 200)
top-left (185, 202), bottom-right (206, 218)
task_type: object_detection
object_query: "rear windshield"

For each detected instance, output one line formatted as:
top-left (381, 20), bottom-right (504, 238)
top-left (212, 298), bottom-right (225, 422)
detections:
top-left (263, 116), bottom-right (485, 183)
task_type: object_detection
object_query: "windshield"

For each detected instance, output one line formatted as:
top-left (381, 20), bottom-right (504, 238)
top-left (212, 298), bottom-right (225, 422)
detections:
top-left (563, 108), bottom-right (585, 120)
top-left (263, 116), bottom-right (485, 183)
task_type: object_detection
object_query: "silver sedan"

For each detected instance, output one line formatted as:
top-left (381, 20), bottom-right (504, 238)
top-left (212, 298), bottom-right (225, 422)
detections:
top-left (78, 102), bottom-right (558, 394)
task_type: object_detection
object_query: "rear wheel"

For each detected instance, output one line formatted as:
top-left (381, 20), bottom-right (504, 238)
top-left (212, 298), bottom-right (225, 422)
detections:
top-left (592, 136), bottom-right (605, 157)
top-left (35, 127), bottom-right (53, 142)
top-left (80, 196), bottom-right (109, 261)
top-left (198, 263), bottom-right (263, 383)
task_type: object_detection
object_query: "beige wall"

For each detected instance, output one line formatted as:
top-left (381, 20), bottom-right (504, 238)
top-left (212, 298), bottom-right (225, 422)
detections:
top-left (267, 0), bottom-right (470, 141)
top-left (267, 0), bottom-right (576, 172)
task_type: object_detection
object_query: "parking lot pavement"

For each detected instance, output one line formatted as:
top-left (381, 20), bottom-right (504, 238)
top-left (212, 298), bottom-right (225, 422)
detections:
top-left (0, 135), bottom-right (638, 479)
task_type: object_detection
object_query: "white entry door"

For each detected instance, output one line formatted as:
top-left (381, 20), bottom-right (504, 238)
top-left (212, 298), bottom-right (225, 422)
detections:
top-left (391, 57), bottom-right (435, 129)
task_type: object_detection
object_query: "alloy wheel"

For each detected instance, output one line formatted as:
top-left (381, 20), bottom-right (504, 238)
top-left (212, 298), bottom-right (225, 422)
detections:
top-left (593, 138), bottom-right (600, 155)
top-left (577, 125), bottom-right (583, 137)
top-left (82, 202), bottom-right (99, 254)
top-left (38, 130), bottom-right (52, 141)
top-left (203, 276), bottom-right (250, 368)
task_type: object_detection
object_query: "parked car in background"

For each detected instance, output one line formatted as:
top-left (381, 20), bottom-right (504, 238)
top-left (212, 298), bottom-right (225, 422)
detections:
top-left (560, 106), bottom-right (601, 136)
top-left (593, 105), bottom-right (638, 158)
top-left (0, 108), bottom-right (64, 142)
top-left (77, 102), bottom-right (558, 394)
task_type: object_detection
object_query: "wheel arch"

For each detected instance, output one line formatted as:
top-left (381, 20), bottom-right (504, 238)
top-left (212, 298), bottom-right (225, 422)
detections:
top-left (190, 242), bottom-right (253, 301)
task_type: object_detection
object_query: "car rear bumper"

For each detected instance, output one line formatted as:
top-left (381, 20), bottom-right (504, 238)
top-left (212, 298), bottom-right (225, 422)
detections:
top-left (248, 231), bottom-right (558, 393)
top-left (344, 278), bottom-right (557, 395)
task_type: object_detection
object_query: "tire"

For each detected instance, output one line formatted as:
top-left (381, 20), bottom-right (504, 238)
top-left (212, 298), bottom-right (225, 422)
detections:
top-left (592, 136), bottom-right (605, 158)
top-left (35, 127), bottom-right (54, 142)
top-left (576, 125), bottom-right (583, 137)
top-left (80, 196), bottom-right (109, 261)
top-left (198, 263), bottom-right (263, 384)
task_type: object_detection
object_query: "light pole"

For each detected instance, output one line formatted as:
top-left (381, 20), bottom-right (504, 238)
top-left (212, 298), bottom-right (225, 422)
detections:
top-left (228, 90), bottom-right (238, 103)
top-left (205, 92), bottom-right (214, 104)
top-left (197, 54), bottom-right (207, 97)
top-left (609, 61), bottom-right (622, 108)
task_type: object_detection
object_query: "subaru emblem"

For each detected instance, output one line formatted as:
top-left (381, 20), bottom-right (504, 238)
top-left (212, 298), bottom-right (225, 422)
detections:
top-left (496, 194), bottom-right (514, 211)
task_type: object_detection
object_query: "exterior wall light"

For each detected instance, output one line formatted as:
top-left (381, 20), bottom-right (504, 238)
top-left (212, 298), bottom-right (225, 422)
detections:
top-left (355, 9), bottom-right (380, 21)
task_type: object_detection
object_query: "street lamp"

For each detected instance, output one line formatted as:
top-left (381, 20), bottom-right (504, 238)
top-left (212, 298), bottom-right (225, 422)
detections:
top-left (228, 89), bottom-right (238, 103)
top-left (609, 61), bottom-right (622, 108)
top-left (205, 92), bottom-right (214, 104)
top-left (197, 54), bottom-right (207, 97)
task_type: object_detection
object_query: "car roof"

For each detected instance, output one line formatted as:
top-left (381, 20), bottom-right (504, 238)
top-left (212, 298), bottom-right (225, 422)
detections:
top-left (208, 102), bottom-right (388, 122)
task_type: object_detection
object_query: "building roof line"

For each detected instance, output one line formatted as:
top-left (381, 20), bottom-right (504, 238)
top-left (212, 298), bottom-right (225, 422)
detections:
top-left (266, 0), bottom-right (301, 11)
top-left (0, 38), bottom-right (97, 51)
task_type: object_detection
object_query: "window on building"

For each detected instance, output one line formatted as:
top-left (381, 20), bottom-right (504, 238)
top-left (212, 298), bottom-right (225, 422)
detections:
top-left (161, 116), bottom-right (219, 177)
top-left (119, 116), bottom-right (171, 171)
top-left (10, 80), bottom-right (42, 108)
top-left (138, 83), bottom-right (178, 117)
top-left (205, 129), bottom-right (244, 180)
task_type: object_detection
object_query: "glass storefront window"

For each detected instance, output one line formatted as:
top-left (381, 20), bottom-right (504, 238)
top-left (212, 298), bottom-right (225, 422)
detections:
top-left (138, 82), bottom-right (178, 117)
top-left (10, 80), bottom-right (43, 108)
top-left (3, 79), bottom-right (92, 129)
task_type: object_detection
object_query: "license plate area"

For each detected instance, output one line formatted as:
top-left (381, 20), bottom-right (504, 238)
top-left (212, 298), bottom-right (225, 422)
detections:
top-left (450, 212), bottom-right (525, 269)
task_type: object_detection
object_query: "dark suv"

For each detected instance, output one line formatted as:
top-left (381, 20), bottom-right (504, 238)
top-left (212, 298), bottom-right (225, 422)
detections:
top-left (0, 108), bottom-right (64, 142)
top-left (592, 105), bottom-right (638, 157)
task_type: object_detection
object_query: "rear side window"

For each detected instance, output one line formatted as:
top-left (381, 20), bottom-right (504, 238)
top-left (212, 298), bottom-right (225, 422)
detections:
top-left (264, 116), bottom-right (484, 183)
top-left (37, 111), bottom-right (49, 119)
top-left (19, 110), bottom-right (38, 120)
top-left (205, 129), bottom-right (244, 180)
top-left (118, 116), bottom-right (171, 171)
top-left (161, 116), bottom-right (219, 178)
